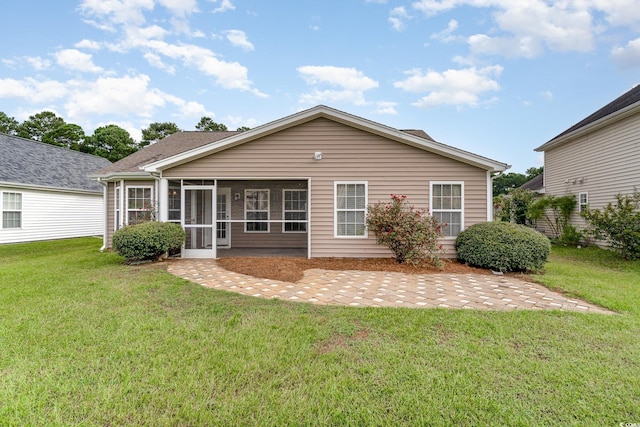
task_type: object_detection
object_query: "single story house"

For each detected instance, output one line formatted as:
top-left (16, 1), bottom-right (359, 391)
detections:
top-left (0, 133), bottom-right (112, 244)
top-left (92, 105), bottom-right (510, 258)
top-left (535, 84), bottom-right (640, 230)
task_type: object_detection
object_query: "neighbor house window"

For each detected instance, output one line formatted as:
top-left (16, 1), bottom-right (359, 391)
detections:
top-left (335, 182), bottom-right (367, 237)
top-left (245, 189), bottom-right (269, 232)
top-left (127, 186), bottom-right (153, 224)
top-left (2, 192), bottom-right (22, 229)
top-left (431, 182), bottom-right (463, 237)
top-left (579, 192), bottom-right (588, 213)
top-left (283, 189), bottom-right (307, 233)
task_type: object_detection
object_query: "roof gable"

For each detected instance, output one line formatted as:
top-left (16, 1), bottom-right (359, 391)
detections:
top-left (0, 133), bottom-right (112, 193)
top-left (92, 131), bottom-right (240, 178)
top-left (536, 84), bottom-right (640, 151)
top-left (140, 105), bottom-right (509, 173)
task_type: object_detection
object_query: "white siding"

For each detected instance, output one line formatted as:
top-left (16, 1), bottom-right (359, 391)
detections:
top-left (0, 186), bottom-right (103, 244)
top-left (544, 113), bottom-right (640, 229)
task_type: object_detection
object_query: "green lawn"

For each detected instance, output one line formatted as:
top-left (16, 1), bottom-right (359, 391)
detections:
top-left (1, 238), bottom-right (639, 426)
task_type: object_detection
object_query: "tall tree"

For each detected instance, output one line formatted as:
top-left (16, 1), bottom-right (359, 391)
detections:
top-left (17, 111), bottom-right (66, 141)
top-left (141, 122), bottom-right (181, 147)
top-left (195, 116), bottom-right (228, 131)
top-left (526, 166), bottom-right (543, 180)
top-left (493, 172), bottom-right (528, 196)
top-left (83, 124), bottom-right (139, 162)
top-left (42, 124), bottom-right (86, 150)
top-left (0, 112), bottom-right (19, 135)
top-left (236, 126), bottom-right (251, 132)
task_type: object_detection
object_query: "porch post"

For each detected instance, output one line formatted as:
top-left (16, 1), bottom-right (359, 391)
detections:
top-left (158, 178), bottom-right (168, 222)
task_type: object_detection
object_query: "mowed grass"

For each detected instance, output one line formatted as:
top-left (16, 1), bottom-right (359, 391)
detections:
top-left (1, 238), bottom-right (639, 426)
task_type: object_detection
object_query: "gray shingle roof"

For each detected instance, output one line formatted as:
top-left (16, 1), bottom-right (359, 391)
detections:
top-left (0, 133), bottom-right (112, 193)
top-left (547, 84), bottom-right (640, 143)
top-left (93, 131), bottom-right (240, 175)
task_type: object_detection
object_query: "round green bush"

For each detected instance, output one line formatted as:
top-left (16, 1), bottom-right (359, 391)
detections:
top-left (112, 221), bottom-right (186, 262)
top-left (455, 222), bottom-right (550, 272)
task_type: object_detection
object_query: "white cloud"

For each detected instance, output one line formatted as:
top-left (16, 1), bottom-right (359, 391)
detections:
top-left (298, 66), bottom-right (379, 106)
top-left (78, 0), bottom-right (264, 95)
top-left (0, 77), bottom-right (68, 103)
top-left (79, 0), bottom-right (154, 27)
top-left (75, 39), bottom-right (102, 50)
top-left (225, 30), bottom-right (255, 51)
top-left (157, 0), bottom-right (198, 17)
top-left (211, 0), bottom-right (235, 13)
top-left (55, 49), bottom-right (103, 73)
top-left (467, 34), bottom-right (543, 58)
top-left (389, 7), bottom-right (409, 31)
top-left (375, 101), bottom-right (398, 115)
top-left (143, 52), bottom-right (176, 74)
top-left (393, 65), bottom-right (503, 108)
top-left (611, 37), bottom-right (640, 68)
top-left (412, 0), bottom-right (608, 58)
top-left (64, 75), bottom-right (171, 121)
top-left (431, 19), bottom-right (459, 43)
top-left (25, 56), bottom-right (52, 71)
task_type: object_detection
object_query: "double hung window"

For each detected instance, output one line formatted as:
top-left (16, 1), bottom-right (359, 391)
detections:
top-left (431, 183), bottom-right (463, 237)
top-left (245, 190), bottom-right (269, 232)
top-left (335, 182), bottom-right (367, 237)
top-left (2, 192), bottom-right (22, 229)
top-left (283, 189), bottom-right (307, 232)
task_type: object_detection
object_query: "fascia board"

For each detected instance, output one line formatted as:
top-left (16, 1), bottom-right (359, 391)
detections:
top-left (143, 105), bottom-right (510, 173)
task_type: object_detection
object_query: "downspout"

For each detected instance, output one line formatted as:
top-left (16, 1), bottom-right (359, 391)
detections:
top-left (488, 170), bottom-right (504, 222)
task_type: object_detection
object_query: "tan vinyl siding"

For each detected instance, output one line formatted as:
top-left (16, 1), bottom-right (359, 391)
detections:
top-left (544, 113), bottom-right (640, 230)
top-left (164, 118), bottom-right (490, 258)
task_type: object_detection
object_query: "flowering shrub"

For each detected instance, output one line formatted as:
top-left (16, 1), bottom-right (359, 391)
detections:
top-left (366, 194), bottom-right (444, 266)
top-left (582, 190), bottom-right (640, 259)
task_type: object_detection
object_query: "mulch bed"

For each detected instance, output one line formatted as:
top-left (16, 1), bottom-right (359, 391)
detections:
top-left (216, 257), bottom-right (493, 283)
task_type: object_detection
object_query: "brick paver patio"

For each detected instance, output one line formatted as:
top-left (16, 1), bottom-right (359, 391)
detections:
top-left (167, 259), bottom-right (612, 313)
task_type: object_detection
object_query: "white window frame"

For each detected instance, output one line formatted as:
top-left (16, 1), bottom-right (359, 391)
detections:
top-left (245, 189), bottom-right (270, 233)
top-left (430, 182), bottom-right (464, 238)
top-left (126, 186), bottom-right (153, 225)
top-left (334, 181), bottom-right (368, 238)
top-left (282, 189), bottom-right (307, 233)
top-left (2, 191), bottom-right (22, 229)
top-left (579, 192), bottom-right (588, 213)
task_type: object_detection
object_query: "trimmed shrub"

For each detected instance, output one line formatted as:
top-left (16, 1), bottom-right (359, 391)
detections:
top-left (112, 221), bottom-right (186, 262)
top-left (455, 222), bottom-right (550, 272)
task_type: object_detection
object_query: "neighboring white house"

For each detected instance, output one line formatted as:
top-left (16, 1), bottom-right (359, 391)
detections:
top-left (535, 84), bottom-right (640, 230)
top-left (0, 133), bottom-right (112, 244)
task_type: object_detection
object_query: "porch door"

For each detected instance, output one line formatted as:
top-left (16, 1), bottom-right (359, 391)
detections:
top-left (216, 187), bottom-right (231, 247)
top-left (182, 185), bottom-right (215, 258)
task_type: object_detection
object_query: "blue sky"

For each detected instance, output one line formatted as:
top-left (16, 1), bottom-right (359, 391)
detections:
top-left (2, 0), bottom-right (639, 173)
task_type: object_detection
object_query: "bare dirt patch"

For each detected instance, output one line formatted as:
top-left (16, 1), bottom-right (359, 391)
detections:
top-left (216, 256), bottom-right (492, 283)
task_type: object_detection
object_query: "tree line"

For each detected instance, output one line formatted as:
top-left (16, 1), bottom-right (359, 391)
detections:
top-left (0, 111), bottom-right (249, 163)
